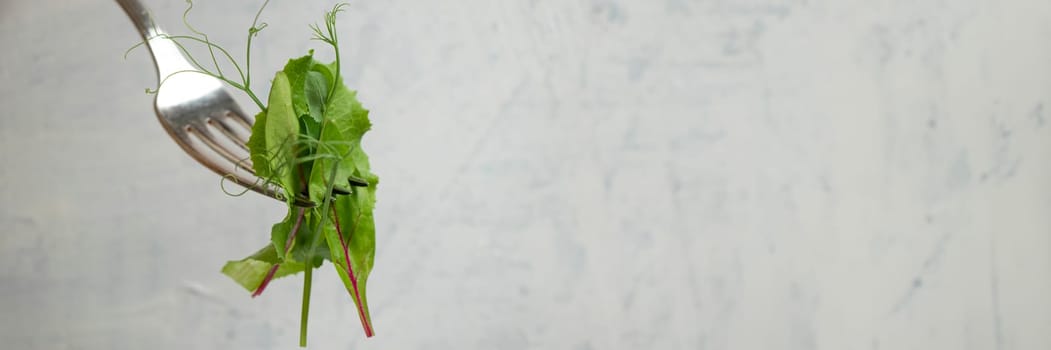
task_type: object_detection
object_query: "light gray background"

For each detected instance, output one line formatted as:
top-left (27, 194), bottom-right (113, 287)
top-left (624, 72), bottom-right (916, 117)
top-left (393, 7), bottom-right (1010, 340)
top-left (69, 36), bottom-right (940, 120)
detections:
top-left (2, 0), bottom-right (1050, 349)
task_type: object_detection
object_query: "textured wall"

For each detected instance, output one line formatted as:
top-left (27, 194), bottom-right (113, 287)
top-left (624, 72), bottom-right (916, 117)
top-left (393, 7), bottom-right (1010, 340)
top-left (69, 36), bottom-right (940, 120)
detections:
top-left (2, 0), bottom-right (1050, 349)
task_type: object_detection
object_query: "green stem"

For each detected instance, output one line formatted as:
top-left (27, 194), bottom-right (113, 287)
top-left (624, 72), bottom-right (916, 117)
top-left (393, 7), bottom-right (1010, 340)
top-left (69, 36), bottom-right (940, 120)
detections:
top-left (300, 265), bottom-right (313, 347)
top-left (246, 91), bottom-right (265, 112)
top-left (329, 46), bottom-right (341, 100)
top-left (245, 0), bottom-right (272, 109)
top-left (297, 160), bottom-right (341, 346)
top-left (156, 35), bottom-right (266, 111)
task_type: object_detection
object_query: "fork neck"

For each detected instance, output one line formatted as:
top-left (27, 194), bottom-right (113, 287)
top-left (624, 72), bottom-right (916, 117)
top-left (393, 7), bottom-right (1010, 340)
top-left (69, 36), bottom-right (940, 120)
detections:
top-left (116, 0), bottom-right (198, 81)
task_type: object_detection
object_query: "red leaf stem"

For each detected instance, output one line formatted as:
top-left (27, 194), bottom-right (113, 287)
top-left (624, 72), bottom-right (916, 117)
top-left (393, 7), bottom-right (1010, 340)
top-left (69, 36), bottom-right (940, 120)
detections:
top-left (252, 207), bottom-right (307, 297)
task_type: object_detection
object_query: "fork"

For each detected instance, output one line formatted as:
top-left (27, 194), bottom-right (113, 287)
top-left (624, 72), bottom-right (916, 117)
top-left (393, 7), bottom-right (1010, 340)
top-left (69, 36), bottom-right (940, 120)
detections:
top-left (116, 0), bottom-right (319, 207)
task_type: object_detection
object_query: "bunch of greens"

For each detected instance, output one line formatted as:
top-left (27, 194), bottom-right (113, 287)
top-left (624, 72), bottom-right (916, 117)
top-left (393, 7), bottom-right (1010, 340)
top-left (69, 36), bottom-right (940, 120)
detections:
top-left (134, 2), bottom-right (377, 346)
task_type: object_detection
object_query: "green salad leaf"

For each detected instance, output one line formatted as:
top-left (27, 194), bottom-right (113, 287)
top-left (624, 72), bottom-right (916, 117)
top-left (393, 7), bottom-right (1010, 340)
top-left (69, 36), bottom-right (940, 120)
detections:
top-left (226, 26), bottom-right (377, 350)
top-left (221, 243), bottom-right (307, 291)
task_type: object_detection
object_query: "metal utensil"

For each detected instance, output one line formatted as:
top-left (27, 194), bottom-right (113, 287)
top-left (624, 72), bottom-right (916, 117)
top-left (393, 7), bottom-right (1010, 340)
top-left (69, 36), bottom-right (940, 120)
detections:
top-left (116, 0), bottom-right (318, 207)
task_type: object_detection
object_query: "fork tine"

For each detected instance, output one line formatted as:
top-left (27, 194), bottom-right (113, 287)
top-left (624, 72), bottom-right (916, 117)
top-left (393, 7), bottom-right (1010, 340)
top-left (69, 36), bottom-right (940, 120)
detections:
top-left (177, 129), bottom-right (266, 191)
top-left (207, 117), bottom-right (250, 151)
top-left (224, 109), bottom-right (254, 130)
top-left (189, 123), bottom-right (253, 173)
top-left (178, 130), bottom-right (316, 207)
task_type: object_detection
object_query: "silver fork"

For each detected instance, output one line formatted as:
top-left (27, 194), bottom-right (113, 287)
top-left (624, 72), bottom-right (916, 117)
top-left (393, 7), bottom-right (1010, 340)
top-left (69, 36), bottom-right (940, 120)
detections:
top-left (115, 0), bottom-right (317, 207)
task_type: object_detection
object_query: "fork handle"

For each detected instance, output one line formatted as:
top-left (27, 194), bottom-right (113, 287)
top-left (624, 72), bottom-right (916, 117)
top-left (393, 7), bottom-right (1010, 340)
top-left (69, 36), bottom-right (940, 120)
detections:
top-left (116, 0), bottom-right (197, 80)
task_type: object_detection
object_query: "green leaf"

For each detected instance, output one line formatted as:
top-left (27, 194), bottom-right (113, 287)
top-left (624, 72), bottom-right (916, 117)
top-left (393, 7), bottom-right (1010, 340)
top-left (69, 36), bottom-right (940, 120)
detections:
top-left (326, 79), bottom-right (372, 158)
top-left (270, 207), bottom-right (300, 260)
top-left (246, 110), bottom-right (270, 178)
top-left (221, 244), bottom-right (306, 292)
top-left (304, 76), bottom-right (373, 197)
top-left (281, 54), bottom-right (316, 119)
top-left (264, 70), bottom-right (300, 199)
top-left (304, 71), bottom-right (328, 123)
top-left (288, 211), bottom-right (331, 265)
top-left (323, 191), bottom-right (377, 336)
top-left (306, 123), bottom-right (350, 202)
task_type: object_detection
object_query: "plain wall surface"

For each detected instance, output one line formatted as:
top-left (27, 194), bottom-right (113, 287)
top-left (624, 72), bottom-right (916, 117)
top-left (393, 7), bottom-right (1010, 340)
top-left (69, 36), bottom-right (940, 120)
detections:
top-left (1, 0), bottom-right (1050, 349)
